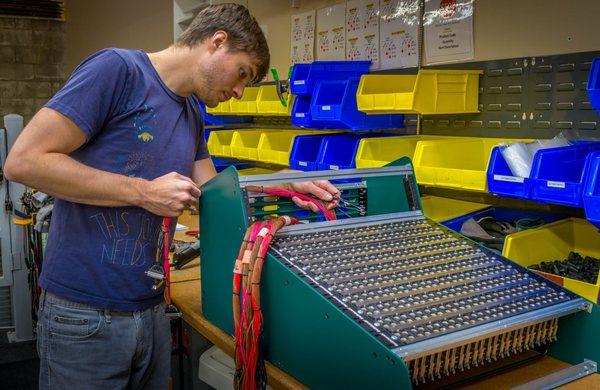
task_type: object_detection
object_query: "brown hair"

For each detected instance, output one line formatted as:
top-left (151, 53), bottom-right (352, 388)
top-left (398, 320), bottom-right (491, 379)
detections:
top-left (176, 3), bottom-right (270, 83)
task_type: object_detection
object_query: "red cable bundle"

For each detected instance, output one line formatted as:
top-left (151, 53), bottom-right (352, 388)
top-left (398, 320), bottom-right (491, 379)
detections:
top-left (233, 216), bottom-right (299, 390)
top-left (162, 217), bottom-right (173, 304)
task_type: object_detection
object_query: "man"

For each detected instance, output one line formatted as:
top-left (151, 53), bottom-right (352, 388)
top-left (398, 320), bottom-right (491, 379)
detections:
top-left (4, 4), bottom-right (338, 389)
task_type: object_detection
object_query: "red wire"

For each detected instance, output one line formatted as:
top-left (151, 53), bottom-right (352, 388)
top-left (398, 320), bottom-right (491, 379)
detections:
top-left (260, 188), bottom-right (336, 221)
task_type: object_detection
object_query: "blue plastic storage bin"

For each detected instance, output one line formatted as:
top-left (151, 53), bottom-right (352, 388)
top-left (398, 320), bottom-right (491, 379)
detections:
top-left (316, 134), bottom-right (368, 171)
top-left (583, 152), bottom-right (600, 230)
top-left (532, 142), bottom-right (600, 207)
top-left (587, 58), bottom-right (600, 115)
top-left (442, 206), bottom-right (566, 233)
top-left (311, 79), bottom-right (404, 130)
top-left (289, 134), bottom-right (328, 171)
top-left (487, 146), bottom-right (534, 200)
top-left (289, 61), bottom-right (371, 96)
top-left (291, 95), bottom-right (314, 128)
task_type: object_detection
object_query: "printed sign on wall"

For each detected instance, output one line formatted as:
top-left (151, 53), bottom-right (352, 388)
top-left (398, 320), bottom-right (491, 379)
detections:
top-left (345, 0), bottom-right (380, 69)
top-left (424, 0), bottom-right (474, 64)
top-left (291, 10), bottom-right (316, 64)
top-left (316, 3), bottom-right (346, 61)
top-left (379, 0), bottom-right (420, 69)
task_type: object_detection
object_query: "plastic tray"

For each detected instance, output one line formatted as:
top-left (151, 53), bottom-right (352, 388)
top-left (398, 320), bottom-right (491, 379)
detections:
top-left (487, 146), bottom-right (535, 200)
top-left (420, 196), bottom-right (489, 223)
top-left (290, 134), bottom-right (329, 171)
top-left (311, 78), bottom-right (404, 130)
top-left (357, 69), bottom-right (482, 115)
top-left (229, 86), bottom-right (260, 114)
top-left (291, 95), bottom-right (314, 128)
top-left (205, 100), bottom-right (231, 114)
top-left (290, 60), bottom-right (371, 96)
top-left (355, 135), bottom-right (455, 168)
top-left (442, 206), bottom-right (566, 233)
top-left (257, 131), bottom-right (312, 166)
top-left (587, 57), bottom-right (600, 115)
top-left (211, 157), bottom-right (255, 173)
top-left (317, 134), bottom-right (363, 170)
top-left (230, 130), bottom-right (272, 161)
top-left (583, 152), bottom-right (600, 230)
top-left (257, 85), bottom-right (294, 116)
top-left (532, 143), bottom-right (600, 207)
top-left (413, 137), bottom-right (525, 192)
top-left (207, 129), bottom-right (237, 157)
top-left (503, 218), bottom-right (600, 303)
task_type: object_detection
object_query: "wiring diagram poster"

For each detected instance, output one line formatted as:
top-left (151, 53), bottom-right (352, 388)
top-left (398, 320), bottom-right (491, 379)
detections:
top-left (380, 0), bottom-right (420, 69)
top-left (424, 0), bottom-right (474, 64)
top-left (291, 10), bottom-right (316, 64)
top-left (346, 0), bottom-right (380, 69)
top-left (316, 3), bottom-right (346, 61)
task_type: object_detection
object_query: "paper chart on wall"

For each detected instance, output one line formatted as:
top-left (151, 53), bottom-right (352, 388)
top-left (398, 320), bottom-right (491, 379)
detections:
top-left (424, 0), bottom-right (474, 64)
top-left (345, 0), bottom-right (380, 69)
top-left (291, 10), bottom-right (316, 64)
top-left (316, 3), bottom-right (346, 61)
top-left (379, 0), bottom-right (420, 69)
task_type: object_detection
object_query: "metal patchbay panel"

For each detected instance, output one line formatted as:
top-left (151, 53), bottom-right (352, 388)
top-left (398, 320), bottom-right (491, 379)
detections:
top-left (270, 215), bottom-right (586, 355)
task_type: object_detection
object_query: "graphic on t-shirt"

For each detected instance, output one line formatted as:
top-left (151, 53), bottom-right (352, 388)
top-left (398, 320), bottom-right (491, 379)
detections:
top-left (90, 210), bottom-right (160, 267)
top-left (132, 104), bottom-right (156, 142)
top-left (124, 151), bottom-right (155, 178)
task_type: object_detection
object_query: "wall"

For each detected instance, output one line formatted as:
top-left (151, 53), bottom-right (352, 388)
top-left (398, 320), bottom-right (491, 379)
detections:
top-left (64, 0), bottom-right (173, 73)
top-left (0, 17), bottom-right (66, 123)
top-left (245, 0), bottom-right (600, 76)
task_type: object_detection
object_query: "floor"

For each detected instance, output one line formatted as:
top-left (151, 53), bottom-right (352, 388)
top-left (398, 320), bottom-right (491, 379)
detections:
top-left (0, 330), bottom-right (38, 389)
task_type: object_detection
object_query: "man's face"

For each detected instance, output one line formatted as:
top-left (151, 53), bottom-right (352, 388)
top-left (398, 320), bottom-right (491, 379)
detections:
top-left (195, 47), bottom-right (258, 108)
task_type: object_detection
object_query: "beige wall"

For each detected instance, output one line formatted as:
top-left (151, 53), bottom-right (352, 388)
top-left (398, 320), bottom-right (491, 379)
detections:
top-left (64, 0), bottom-right (599, 78)
top-left (64, 0), bottom-right (173, 73)
top-left (248, 0), bottom-right (600, 75)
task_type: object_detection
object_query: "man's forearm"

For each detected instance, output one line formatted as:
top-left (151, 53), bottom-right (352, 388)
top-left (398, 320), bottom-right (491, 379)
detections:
top-left (8, 152), bottom-right (146, 207)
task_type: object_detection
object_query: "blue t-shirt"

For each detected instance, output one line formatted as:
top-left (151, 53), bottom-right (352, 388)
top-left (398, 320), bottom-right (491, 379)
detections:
top-left (40, 48), bottom-right (210, 311)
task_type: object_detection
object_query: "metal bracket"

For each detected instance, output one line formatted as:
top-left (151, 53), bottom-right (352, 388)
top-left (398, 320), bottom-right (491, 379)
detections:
top-left (512, 359), bottom-right (597, 390)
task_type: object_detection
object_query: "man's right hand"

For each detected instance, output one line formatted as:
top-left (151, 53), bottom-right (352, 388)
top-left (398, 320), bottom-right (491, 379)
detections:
top-left (140, 172), bottom-right (200, 217)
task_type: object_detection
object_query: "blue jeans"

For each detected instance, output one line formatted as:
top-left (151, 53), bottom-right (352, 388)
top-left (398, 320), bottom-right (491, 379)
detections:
top-left (37, 290), bottom-right (171, 389)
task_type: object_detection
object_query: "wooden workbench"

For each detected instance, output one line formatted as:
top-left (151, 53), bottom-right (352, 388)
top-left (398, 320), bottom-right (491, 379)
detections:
top-left (170, 212), bottom-right (599, 389)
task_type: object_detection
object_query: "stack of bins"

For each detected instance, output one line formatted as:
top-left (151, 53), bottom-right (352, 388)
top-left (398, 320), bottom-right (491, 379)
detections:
top-left (487, 142), bottom-right (600, 207)
top-left (290, 61), bottom-right (403, 130)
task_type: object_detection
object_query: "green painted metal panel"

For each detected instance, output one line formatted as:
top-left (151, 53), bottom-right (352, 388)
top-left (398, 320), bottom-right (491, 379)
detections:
top-left (200, 166), bottom-right (248, 333)
top-left (549, 303), bottom-right (600, 364)
top-left (261, 252), bottom-right (412, 389)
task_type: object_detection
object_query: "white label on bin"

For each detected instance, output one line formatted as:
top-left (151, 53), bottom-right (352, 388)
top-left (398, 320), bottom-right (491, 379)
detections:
top-left (295, 113), bottom-right (305, 118)
top-left (547, 181), bottom-right (566, 188)
top-left (493, 174), bottom-right (524, 183)
top-left (330, 165), bottom-right (339, 170)
top-left (293, 80), bottom-right (306, 85)
top-left (322, 105), bottom-right (331, 111)
top-left (299, 161), bottom-right (308, 167)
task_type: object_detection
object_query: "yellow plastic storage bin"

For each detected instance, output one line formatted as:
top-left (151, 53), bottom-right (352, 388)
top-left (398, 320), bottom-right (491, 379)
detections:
top-left (229, 86), bottom-right (260, 115)
top-left (355, 135), bottom-right (457, 168)
top-left (205, 100), bottom-right (231, 114)
top-left (421, 195), bottom-right (489, 223)
top-left (503, 218), bottom-right (600, 303)
top-left (257, 85), bottom-right (294, 116)
top-left (230, 130), bottom-right (272, 161)
top-left (257, 131), bottom-right (312, 166)
top-left (207, 129), bottom-right (237, 157)
top-left (357, 69), bottom-right (482, 115)
top-left (413, 137), bottom-right (528, 192)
